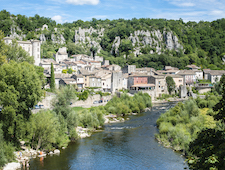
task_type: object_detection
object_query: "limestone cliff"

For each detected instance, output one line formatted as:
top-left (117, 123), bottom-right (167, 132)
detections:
top-left (74, 27), bottom-right (104, 54)
top-left (74, 27), bottom-right (183, 56)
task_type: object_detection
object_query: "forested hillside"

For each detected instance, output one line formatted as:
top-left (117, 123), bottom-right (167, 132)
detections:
top-left (1, 10), bottom-right (225, 70)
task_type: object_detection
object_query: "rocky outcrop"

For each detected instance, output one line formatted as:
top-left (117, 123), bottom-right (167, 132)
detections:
top-left (110, 29), bottom-right (183, 56)
top-left (51, 34), bottom-right (65, 44)
top-left (73, 26), bottom-right (182, 56)
top-left (110, 36), bottom-right (120, 55)
top-left (39, 34), bottom-right (46, 43)
top-left (163, 31), bottom-right (183, 51)
top-left (74, 27), bottom-right (104, 54)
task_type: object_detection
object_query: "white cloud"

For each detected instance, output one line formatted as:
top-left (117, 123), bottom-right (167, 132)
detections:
top-left (210, 10), bottom-right (224, 15)
top-left (52, 15), bottom-right (63, 23)
top-left (66, 0), bottom-right (100, 5)
top-left (178, 2), bottom-right (195, 7)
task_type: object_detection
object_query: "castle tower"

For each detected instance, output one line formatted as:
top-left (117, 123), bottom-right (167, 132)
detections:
top-left (31, 40), bottom-right (41, 66)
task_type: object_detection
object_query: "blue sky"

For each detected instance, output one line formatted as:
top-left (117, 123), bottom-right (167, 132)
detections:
top-left (0, 0), bottom-right (225, 23)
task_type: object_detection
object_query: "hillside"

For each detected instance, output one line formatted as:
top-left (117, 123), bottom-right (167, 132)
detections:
top-left (1, 10), bottom-right (225, 70)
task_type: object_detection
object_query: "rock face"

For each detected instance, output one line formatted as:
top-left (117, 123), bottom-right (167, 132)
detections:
top-left (164, 31), bottom-right (183, 51)
top-left (51, 34), bottom-right (65, 44)
top-left (111, 36), bottom-right (120, 55)
top-left (110, 29), bottom-right (183, 56)
top-left (73, 27), bottom-right (183, 56)
top-left (74, 27), bottom-right (104, 54)
top-left (39, 34), bottom-right (46, 43)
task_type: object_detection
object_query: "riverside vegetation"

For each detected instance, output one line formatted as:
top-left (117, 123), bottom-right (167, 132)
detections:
top-left (0, 66), bottom-right (152, 169)
top-left (155, 75), bottom-right (225, 170)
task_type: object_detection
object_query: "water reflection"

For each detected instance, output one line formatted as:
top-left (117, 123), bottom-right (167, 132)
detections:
top-left (29, 102), bottom-right (189, 170)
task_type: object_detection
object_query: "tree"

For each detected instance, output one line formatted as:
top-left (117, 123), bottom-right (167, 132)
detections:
top-left (0, 124), bottom-right (6, 167)
top-left (52, 86), bottom-right (77, 119)
top-left (0, 30), bottom-right (7, 65)
top-left (213, 74), bottom-right (225, 122)
top-left (50, 63), bottom-right (55, 90)
top-left (30, 110), bottom-right (66, 150)
top-left (118, 39), bottom-right (133, 56)
top-left (5, 39), bottom-right (34, 64)
top-left (166, 76), bottom-right (175, 94)
top-left (0, 61), bottom-right (43, 142)
top-left (187, 74), bottom-right (225, 169)
top-left (188, 129), bottom-right (225, 170)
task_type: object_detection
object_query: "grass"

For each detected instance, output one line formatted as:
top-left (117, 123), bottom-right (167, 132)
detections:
top-left (72, 107), bottom-right (86, 112)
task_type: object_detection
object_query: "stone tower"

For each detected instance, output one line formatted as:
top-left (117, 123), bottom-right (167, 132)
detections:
top-left (31, 40), bottom-right (41, 66)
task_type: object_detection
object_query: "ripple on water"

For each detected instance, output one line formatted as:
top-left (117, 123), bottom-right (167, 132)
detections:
top-left (29, 102), bottom-right (188, 170)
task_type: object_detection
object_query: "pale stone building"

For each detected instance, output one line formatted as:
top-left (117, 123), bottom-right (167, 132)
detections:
top-left (4, 37), bottom-right (41, 66)
top-left (55, 47), bottom-right (68, 63)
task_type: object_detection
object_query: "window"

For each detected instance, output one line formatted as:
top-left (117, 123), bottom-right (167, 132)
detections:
top-left (103, 83), bottom-right (105, 86)
top-left (37, 48), bottom-right (39, 52)
top-left (78, 79), bottom-right (79, 81)
top-left (179, 80), bottom-right (182, 82)
top-left (92, 78), bottom-right (94, 81)
top-left (158, 81), bottom-right (160, 85)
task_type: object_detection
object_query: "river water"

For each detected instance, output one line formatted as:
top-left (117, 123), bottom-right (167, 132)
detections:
top-left (29, 102), bottom-right (189, 170)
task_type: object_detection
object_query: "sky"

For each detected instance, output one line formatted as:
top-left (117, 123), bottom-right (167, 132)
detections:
top-left (0, 0), bottom-right (225, 23)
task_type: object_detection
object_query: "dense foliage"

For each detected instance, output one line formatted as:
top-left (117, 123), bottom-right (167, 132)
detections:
top-left (155, 99), bottom-right (218, 152)
top-left (105, 92), bottom-right (152, 116)
top-left (187, 75), bottom-right (225, 170)
top-left (166, 76), bottom-right (175, 94)
top-left (156, 76), bottom-right (225, 169)
top-left (0, 61), bottom-right (43, 145)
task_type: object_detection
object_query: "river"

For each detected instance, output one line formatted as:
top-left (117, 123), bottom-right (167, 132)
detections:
top-left (29, 102), bottom-right (189, 170)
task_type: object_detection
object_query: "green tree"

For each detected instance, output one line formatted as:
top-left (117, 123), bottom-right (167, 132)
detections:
top-left (0, 30), bottom-right (7, 65)
top-left (213, 74), bottom-right (225, 122)
top-left (50, 63), bottom-right (55, 90)
top-left (0, 61), bottom-right (43, 143)
top-left (0, 124), bottom-right (6, 167)
top-left (5, 39), bottom-right (34, 64)
top-left (188, 129), bottom-right (225, 170)
top-left (119, 39), bottom-right (133, 56)
top-left (166, 76), bottom-right (175, 94)
top-left (52, 86), bottom-right (77, 119)
top-left (30, 110), bottom-right (67, 150)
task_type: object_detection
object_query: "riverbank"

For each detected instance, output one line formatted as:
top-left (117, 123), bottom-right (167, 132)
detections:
top-left (28, 101), bottom-right (188, 170)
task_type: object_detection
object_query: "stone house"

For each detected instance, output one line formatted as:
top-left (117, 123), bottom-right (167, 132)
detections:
top-left (59, 78), bottom-right (76, 86)
top-left (157, 66), bottom-right (180, 75)
top-left (103, 64), bottom-right (121, 71)
top-left (166, 74), bottom-right (184, 89)
top-left (148, 75), bottom-right (167, 97)
top-left (111, 71), bottom-right (124, 92)
top-left (101, 74), bottom-right (112, 92)
top-left (89, 76), bottom-right (102, 88)
top-left (177, 70), bottom-right (197, 85)
top-left (208, 70), bottom-right (225, 84)
top-left (122, 65), bottom-right (136, 74)
top-left (55, 73), bottom-right (72, 89)
top-left (71, 75), bottom-right (84, 89)
top-left (40, 59), bottom-right (59, 70)
top-left (185, 64), bottom-right (201, 71)
top-left (203, 69), bottom-right (211, 80)
top-left (55, 47), bottom-right (68, 63)
top-left (4, 37), bottom-right (41, 66)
